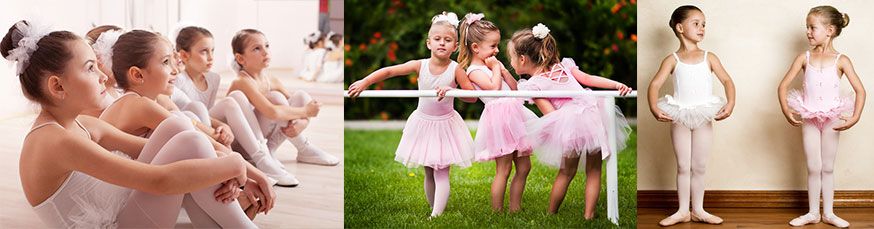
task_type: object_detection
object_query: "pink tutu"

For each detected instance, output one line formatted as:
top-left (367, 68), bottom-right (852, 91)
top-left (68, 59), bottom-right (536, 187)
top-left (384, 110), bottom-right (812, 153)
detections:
top-left (474, 98), bottom-right (538, 161)
top-left (787, 89), bottom-right (854, 127)
top-left (395, 110), bottom-right (475, 169)
top-left (526, 96), bottom-right (631, 168)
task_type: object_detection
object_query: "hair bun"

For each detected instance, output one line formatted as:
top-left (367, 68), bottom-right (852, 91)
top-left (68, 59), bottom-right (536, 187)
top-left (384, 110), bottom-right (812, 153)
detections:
top-left (841, 13), bottom-right (850, 28)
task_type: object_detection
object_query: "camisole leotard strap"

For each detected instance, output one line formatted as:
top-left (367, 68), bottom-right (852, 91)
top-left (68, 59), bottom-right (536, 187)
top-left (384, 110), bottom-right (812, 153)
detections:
top-left (27, 119), bottom-right (93, 141)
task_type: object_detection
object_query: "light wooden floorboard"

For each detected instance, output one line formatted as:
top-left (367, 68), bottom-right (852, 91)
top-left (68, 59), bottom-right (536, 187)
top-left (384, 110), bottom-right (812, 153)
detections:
top-left (638, 207), bottom-right (874, 228)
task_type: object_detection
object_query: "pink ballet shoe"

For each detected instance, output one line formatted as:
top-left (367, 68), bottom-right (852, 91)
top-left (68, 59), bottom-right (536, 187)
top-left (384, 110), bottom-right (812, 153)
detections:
top-left (788, 213), bottom-right (820, 227)
top-left (691, 211), bottom-right (723, 225)
top-left (659, 212), bottom-right (691, 227)
top-left (822, 213), bottom-right (850, 228)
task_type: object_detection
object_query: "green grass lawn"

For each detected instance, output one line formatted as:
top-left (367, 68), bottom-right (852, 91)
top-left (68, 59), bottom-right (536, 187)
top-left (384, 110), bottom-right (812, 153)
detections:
top-left (344, 127), bottom-right (637, 228)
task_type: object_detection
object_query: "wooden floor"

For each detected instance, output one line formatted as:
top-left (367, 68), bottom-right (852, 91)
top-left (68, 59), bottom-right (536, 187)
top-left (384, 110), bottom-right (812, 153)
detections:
top-left (638, 207), bottom-right (874, 228)
top-left (0, 73), bottom-right (344, 228)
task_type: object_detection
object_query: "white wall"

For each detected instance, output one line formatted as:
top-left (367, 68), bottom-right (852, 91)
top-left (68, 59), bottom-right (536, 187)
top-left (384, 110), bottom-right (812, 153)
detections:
top-left (177, 0), bottom-right (318, 73)
top-left (0, 0), bottom-right (320, 118)
top-left (0, 0), bottom-right (104, 118)
top-left (638, 0), bottom-right (874, 190)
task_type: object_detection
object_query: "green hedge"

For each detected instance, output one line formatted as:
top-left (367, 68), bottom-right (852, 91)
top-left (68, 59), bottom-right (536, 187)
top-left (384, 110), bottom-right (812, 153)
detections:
top-left (345, 0), bottom-right (637, 120)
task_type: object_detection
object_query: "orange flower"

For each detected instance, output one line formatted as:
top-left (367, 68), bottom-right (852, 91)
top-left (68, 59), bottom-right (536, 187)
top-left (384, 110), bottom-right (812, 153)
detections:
top-left (631, 34), bottom-right (637, 42)
top-left (374, 32), bottom-right (382, 39)
top-left (345, 59), bottom-right (352, 66)
top-left (370, 38), bottom-right (378, 44)
top-left (359, 44), bottom-right (367, 51)
top-left (603, 48), bottom-right (611, 55)
top-left (611, 3), bottom-right (624, 14)
top-left (375, 81), bottom-right (385, 90)
top-left (409, 76), bottom-right (418, 84)
top-left (389, 42), bottom-right (399, 51)
top-left (379, 111), bottom-right (389, 120)
top-left (344, 44), bottom-right (351, 52)
top-left (631, 0), bottom-right (636, 5)
top-left (388, 49), bottom-right (397, 62)
top-left (616, 31), bottom-right (625, 40)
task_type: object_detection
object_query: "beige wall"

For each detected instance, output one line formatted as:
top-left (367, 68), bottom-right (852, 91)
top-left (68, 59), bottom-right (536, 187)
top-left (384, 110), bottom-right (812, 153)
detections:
top-left (638, 0), bottom-right (874, 190)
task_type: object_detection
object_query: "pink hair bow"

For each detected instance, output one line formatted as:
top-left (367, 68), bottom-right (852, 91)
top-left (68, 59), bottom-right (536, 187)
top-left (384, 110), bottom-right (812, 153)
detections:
top-left (465, 13), bottom-right (484, 25)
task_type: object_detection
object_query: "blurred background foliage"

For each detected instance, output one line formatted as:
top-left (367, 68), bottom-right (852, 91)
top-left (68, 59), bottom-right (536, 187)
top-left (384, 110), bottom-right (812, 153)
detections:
top-left (345, 0), bottom-right (637, 120)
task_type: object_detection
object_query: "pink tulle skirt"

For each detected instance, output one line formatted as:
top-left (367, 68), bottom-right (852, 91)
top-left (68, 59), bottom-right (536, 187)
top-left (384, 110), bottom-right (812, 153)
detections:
top-left (787, 89), bottom-right (853, 128)
top-left (474, 98), bottom-right (538, 161)
top-left (527, 97), bottom-right (631, 168)
top-left (395, 110), bottom-right (475, 169)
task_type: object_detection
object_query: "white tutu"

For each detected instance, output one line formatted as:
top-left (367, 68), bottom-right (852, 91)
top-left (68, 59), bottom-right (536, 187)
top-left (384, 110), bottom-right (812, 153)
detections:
top-left (657, 95), bottom-right (725, 129)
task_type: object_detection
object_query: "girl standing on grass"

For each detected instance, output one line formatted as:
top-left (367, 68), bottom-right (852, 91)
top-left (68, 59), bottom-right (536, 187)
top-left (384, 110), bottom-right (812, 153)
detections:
top-left (510, 23), bottom-right (631, 220)
top-left (347, 11), bottom-right (477, 218)
top-left (457, 12), bottom-right (537, 213)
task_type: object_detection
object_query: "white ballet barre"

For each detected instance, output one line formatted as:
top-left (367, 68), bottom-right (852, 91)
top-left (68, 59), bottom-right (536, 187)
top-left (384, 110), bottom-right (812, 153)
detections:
top-left (344, 90), bottom-right (637, 98)
top-left (344, 89), bottom-right (635, 226)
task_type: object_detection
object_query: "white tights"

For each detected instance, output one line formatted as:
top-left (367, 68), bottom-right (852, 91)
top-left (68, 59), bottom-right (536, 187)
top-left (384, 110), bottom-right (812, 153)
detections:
top-left (116, 116), bottom-right (255, 228)
top-left (423, 166), bottom-right (450, 217)
top-left (671, 122), bottom-right (714, 217)
top-left (228, 90), bottom-right (312, 153)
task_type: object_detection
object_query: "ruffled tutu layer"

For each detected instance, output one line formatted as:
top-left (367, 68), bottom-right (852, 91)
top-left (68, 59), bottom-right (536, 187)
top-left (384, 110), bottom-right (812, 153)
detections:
top-left (474, 98), bottom-right (538, 161)
top-left (527, 97), bottom-right (631, 168)
top-left (395, 110), bottom-right (475, 169)
top-left (787, 90), bottom-right (853, 125)
top-left (657, 95), bottom-right (726, 129)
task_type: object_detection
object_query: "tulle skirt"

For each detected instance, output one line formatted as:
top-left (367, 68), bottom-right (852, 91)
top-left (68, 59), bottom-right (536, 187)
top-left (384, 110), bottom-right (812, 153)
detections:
top-left (474, 98), bottom-right (538, 161)
top-left (395, 110), bottom-right (475, 169)
top-left (527, 97), bottom-right (631, 168)
top-left (657, 95), bottom-right (726, 129)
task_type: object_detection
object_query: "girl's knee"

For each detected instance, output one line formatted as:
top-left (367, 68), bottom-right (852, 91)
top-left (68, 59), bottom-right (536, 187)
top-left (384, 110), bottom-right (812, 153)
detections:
top-left (266, 91), bottom-right (288, 105)
top-left (496, 163), bottom-right (512, 177)
top-left (821, 165), bottom-right (834, 175)
top-left (228, 90), bottom-right (247, 103)
top-left (168, 131), bottom-right (216, 159)
top-left (691, 165), bottom-right (707, 176)
top-left (559, 167), bottom-right (577, 178)
top-left (288, 90), bottom-right (313, 107)
top-left (515, 163), bottom-right (531, 176)
top-left (157, 115), bottom-right (196, 132)
top-left (219, 97), bottom-right (241, 110)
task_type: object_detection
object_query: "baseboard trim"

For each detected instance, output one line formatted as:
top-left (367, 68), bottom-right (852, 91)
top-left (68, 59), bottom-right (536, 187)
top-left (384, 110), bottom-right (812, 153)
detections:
top-left (638, 190), bottom-right (874, 208)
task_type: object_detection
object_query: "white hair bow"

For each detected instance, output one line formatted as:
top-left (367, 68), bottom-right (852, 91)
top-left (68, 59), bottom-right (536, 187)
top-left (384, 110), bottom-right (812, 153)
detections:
top-left (92, 29), bottom-right (124, 71)
top-left (532, 23), bottom-right (550, 39)
top-left (5, 19), bottom-right (53, 75)
top-left (432, 12), bottom-right (460, 28)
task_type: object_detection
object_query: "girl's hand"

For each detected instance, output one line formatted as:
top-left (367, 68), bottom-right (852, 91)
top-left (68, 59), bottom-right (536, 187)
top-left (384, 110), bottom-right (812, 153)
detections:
top-left (485, 56), bottom-right (502, 70)
top-left (436, 86), bottom-right (454, 101)
top-left (213, 124), bottom-right (234, 146)
top-left (347, 79), bottom-right (371, 98)
top-left (228, 154), bottom-right (249, 185)
top-left (715, 103), bottom-right (734, 121)
top-left (304, 100), bottom-right (321, 117)
top-left (615, 82), bottom-right (632, 96)
top-left (245, 168), bottom-right (276, 214)
top-left (214, 179), bottom-right (242, 204)
top-left (650, 106), bottom-right (673, 122)
top-left (241, 178), bottom-right (275, 214)
top-left (834, 115), bottom-right (860, 131)
top-left (782, 109), bottom-right (803, 126)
